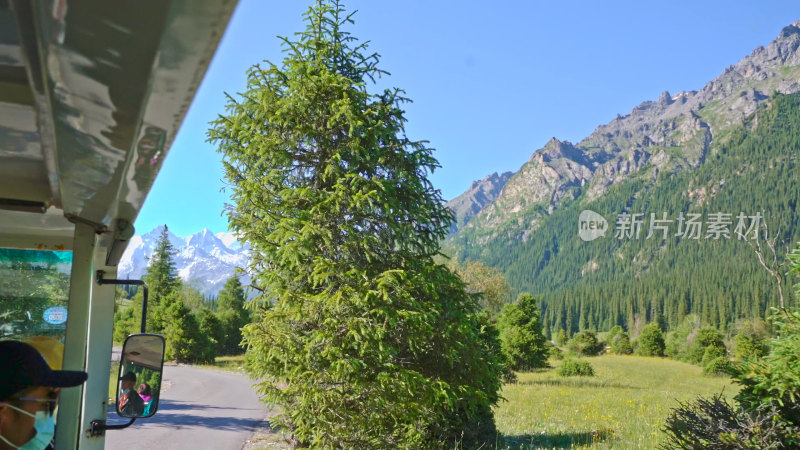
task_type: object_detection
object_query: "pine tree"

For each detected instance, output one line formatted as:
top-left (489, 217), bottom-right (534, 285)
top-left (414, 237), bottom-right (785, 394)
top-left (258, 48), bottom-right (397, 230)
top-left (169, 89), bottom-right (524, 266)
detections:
top-left (196, 306), bottom-right (226, 355)
top-left (161, 293), bottom-right (214, 363)
top-left (216, 277), bottom-right (250, 355)
top-left (144, 225), bottom-right (182, 333)
top-left (555, 328), bottom-right (568, 346)
top-left (207, 2), bottom-right (504, 447)
top-left (497, 293), bottom-right (550, 370)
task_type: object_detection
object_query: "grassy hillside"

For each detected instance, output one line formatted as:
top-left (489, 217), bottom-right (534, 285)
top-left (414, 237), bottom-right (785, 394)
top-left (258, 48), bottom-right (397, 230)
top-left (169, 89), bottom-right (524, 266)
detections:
top-left (495, 355), bottom-right (737, 449)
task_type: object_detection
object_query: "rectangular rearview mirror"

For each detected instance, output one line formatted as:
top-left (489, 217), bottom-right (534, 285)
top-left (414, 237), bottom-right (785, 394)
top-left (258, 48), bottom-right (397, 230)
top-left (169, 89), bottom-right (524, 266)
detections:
top-left (116, 333), bottom-right (165, 418)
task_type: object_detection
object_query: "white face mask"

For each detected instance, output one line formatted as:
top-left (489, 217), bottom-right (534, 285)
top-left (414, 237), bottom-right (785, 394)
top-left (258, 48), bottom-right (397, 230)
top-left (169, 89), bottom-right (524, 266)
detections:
top-left (0, 404), bottom-right (55, 450)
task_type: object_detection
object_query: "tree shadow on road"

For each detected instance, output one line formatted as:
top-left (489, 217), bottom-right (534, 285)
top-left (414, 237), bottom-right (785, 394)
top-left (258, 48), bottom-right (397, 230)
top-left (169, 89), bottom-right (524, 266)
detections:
top-left (105, 401), bottom-right (268, 433)
top-left (153, 400), bottom-right (263, 412)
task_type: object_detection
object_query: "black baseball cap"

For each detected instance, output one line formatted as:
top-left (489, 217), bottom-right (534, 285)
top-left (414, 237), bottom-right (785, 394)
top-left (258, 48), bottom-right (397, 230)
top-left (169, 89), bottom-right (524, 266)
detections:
top-left (120, 372), bottom-right (136, 382)
top-left (0, 341), bottom-right (88, 401)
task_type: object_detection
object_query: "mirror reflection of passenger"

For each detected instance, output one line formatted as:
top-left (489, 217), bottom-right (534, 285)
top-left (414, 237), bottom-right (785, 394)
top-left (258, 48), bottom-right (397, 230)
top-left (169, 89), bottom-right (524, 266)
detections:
top-left (137, 384), bottom-right (154, 416)
top-left (137, 384), bottom-right (151, 404)
top-left (118, 373), bottom-right (144, 416)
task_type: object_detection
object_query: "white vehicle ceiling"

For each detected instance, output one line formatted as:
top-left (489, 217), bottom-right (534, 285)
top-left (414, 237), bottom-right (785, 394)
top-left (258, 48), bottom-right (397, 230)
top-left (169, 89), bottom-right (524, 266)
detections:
top-left (0, 0), bottom-right (236, 251)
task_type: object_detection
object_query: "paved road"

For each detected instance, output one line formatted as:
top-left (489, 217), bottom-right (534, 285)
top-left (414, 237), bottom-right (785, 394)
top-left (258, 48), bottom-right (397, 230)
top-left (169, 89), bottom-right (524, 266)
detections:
top-left (105, 365), bottom-right (268, 450)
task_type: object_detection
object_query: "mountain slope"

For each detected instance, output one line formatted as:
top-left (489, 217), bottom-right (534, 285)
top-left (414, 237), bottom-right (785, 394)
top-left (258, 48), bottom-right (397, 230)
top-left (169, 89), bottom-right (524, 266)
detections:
top-left (446, 171), bottom-right (512, 232)
top-left (453, 20), bottom-right (800, 246)
top-left (446, 21), bottom-right (800, 334)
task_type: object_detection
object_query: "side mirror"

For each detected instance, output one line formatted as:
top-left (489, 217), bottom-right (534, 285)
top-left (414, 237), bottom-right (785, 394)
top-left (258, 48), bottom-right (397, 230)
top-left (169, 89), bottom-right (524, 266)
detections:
top-left (116, 333), bottom-right (165, 418)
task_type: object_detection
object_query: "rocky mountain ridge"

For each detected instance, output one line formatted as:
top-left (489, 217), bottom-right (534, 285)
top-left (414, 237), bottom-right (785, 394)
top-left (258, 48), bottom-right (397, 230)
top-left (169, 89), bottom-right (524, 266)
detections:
top-left (446, 171), bottom-right (512, 231)
top-left (451, 20), bottom-right (800, 243)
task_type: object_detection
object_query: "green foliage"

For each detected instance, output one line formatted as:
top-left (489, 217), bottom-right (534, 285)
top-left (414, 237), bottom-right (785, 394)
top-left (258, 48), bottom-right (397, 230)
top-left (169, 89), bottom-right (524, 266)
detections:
top-left (180, 286), bottom-right (208, 312)
top-left (449, 259), bottom-right (512, 314)
top-left (207, 3), bottom-right (503, 447)
top-left (113, 305), bottom-right (137, 344)
top-left (497, 293), bottom-right (549, 370)
top-left (161, 294), bottom-right (214, 364)
top-left (734, 334), bottom-right (769, 360)
top-left (664, 245), bottom-right (800, 448)
top-left (733, 319), bottom-right (770, 360)
top-left (567, 330), bottom-right (604, 356)
top-left (635, 323), bottom-right (665, 357)
top-left (554, 328), bottom-right (568, 346)
top-left (735, 309), bottom-right (800, 429)
top-left (662, 394), bottom-right (800, 449)
top-left (143, 226), bottom-right (182, 333)
top-left (701, 344), bottom-right (726, 367)
top-left (112, 226), bottom-right (223, 363)
top-left (196, 307), bottom-right (225, 355)
top-left (607, 325), bottom-right (623, 343)
top-left (665, 314), bottom-right (701, 360)
top-left (688, 327), bottom-right (725, 364)
top-left (215, 277), bottom-right (250, 355)
top-left (557, 359), bottom-right (595, 377)
top-left (610, 331), bottom-right (633, 355)
top-left (702, 357), bottom-right (731, 377)
top-left (548, 343), bottom-right (564, 360)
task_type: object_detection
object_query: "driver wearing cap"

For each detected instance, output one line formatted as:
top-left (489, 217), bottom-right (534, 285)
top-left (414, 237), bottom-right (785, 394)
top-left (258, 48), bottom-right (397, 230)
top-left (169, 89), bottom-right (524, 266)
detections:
top-left (0, 341), bottom-right (88, 450)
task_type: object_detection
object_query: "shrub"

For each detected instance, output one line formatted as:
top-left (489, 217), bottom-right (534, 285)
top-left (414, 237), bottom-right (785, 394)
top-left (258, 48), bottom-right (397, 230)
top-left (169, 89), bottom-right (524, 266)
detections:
top-left (702, 357), bottom-right (731, 376)
top-left (664, 314), bottom-right (701, 360)
top-left (700, 344), bottom-right (726, 367)
top-left (662, 394), bottom-right (800, 449)
top-left (733, 318), bottom-right (771, 361)
top-left (688, 327), bottom-right (725, 364)
top-left (567, 330), bottom-right (604, 356)
top-left (607, 325), bottom-right (623, 344)
top-left (161, 294), bottom-right (214, 364)
top-left (548, 344), bottom-right (564, 360)
top-left (196, 307), bottom-right (225, 356)
top-left (635, 323), bottom-right (665, 357)
top-left (735, 309), bottom-right (800, 430)
top-left (557, 359), bottom-right (594, 377)
top-left (734, 334), bottom-right (769, 360)
top-left (610, 331), bottom-right (633, 355)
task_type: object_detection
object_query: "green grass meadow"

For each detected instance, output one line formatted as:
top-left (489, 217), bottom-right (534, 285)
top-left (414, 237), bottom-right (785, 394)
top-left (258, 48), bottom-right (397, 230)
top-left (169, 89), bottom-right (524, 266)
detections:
top-left (118, 353), bottom-right (734, 448)
top-left (494, 354), bottom-right (737, 449)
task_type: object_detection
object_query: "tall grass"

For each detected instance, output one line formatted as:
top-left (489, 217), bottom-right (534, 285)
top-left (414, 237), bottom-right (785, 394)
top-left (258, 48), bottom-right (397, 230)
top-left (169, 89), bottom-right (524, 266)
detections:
top-left (494, 354), bottom-right (737, 448)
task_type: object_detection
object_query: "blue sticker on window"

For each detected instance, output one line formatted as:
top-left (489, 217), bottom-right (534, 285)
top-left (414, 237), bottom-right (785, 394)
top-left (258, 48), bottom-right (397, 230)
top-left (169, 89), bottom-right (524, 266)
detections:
top-left (43, 306), bottom-right (68, 325)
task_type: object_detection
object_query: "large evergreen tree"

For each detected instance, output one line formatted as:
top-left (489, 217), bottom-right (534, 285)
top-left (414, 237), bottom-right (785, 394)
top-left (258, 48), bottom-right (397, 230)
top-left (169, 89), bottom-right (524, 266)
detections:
top-left (144, 225), bottom-right (182, 333)
top-left (207, 2), bottom-right (504, 447)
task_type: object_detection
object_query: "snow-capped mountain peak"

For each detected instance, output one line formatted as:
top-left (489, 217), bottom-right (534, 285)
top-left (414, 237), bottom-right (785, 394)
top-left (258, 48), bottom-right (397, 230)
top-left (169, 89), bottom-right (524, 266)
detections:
top-left (118, 226), bottom-right (249, 296)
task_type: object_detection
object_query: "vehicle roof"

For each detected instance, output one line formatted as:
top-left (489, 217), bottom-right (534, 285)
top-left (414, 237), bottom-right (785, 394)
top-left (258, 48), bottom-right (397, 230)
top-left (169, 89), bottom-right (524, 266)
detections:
top-left (0, 0), bottom-right (236, 252)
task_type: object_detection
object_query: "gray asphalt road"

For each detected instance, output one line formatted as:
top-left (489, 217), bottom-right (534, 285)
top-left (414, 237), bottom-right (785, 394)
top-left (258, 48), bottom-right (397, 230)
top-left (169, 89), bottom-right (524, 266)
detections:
top-left (105, 365), bottom-right (269, 450)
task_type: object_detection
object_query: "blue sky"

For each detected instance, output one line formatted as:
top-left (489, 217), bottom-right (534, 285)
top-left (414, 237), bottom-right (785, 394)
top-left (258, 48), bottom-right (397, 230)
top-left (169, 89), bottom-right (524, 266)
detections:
top-left (134, 0), bottom-right (800, 237)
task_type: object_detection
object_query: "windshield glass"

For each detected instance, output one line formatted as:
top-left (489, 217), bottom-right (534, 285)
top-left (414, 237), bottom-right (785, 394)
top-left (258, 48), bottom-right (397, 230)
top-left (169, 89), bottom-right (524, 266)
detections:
top-left (0, 248), bottom-right (72, 341)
